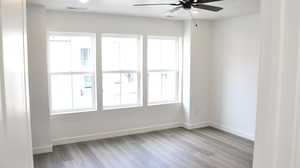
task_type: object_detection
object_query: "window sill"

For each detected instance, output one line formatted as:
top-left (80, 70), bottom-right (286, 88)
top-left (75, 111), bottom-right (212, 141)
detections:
top-left (50, 102), bottom-right (181, 116)
top-left (148, 101), bottom-right (180, 107)
top-left (103, 104), bottom-right (143, 111)
top-left (51, 109), bottom-right (97, 116)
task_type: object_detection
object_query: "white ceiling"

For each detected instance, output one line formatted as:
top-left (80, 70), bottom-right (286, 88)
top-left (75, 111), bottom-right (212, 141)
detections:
top-left (28, 0), bottom-right (260, 20)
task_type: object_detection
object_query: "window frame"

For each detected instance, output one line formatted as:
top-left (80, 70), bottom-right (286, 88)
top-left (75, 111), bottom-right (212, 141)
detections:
top-left (147, 36), bottom-right (180, 105)
top-left (47, 32), bottom-right (182, 115)
top-left (101, 34), bottom-right (143, 110)
top-left (47, 32), bottom-right (98, 115)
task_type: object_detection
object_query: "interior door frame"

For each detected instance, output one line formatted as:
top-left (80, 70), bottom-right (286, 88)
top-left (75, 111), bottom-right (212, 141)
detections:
top-left (0, 0), bottom-right (33, 167)
top-left (253, 0), bottom-right (300, 168)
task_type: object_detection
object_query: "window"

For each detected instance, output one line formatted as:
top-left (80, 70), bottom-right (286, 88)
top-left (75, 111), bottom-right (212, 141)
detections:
top-left (48, 33), bottom-right (96, 114)
top-left (102, 35), bottom-right (142, 109)
top-left (147, 36), bottom-right (179, 104)
top-left (80, 48), bottom-right (90, 66)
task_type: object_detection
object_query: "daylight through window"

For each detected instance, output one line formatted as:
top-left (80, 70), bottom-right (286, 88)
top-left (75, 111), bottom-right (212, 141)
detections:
top-left (147, 36), bottom-right (179, 104)
top-left (101, 35), bottom-right (142, 108)
top-left (48, 33), bottom-right (96, 114)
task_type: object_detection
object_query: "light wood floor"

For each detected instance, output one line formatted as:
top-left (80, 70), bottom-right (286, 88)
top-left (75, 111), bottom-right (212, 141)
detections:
top-left (34, 127), bottom-right (254, 168)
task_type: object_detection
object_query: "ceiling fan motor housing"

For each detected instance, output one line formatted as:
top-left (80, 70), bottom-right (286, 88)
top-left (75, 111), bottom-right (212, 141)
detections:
top-left (181, 0), bottom-right (193, 9)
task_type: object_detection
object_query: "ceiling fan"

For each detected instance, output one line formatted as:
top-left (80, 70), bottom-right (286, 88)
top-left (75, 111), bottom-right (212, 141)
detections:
top-left (133, 0), bottom-right (223, 13)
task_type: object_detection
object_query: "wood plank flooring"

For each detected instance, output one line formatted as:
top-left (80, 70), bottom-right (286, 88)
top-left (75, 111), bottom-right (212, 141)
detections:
top-left (34, 127), bottom-right (254, 168)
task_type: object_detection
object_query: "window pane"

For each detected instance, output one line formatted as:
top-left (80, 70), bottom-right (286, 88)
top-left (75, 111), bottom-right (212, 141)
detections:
top-left (147, 37), bottom-right (179, 104)
top-left (71, 36), bottom-right (95, 72)
top-left (80, 48), bottom-right (90, 67)
top-left (121, 72), bottom-right (138, 105)
top-left (103, 73), bottom-right (121, 107)
top-left (148, 72), bottom-right (162, 103)
top-left (102, 36), bottom-right (139, 71)
top-left (51, 74), bottom-right (73, 111)
top-left (148, 71), bottom-right (177, 103)
top-left (161, 71), bottom-right (177, 101)
top-left (148, 39), bottom-right (161, 70)
top-left (102, 37), bottom-right (120, 71)
top-left (161, 39), bottom-right (177, 69)
top-left (103, 72), bottom-right (139, 107)
top-left (49, 38), bottom-right (72, 73)
top-left (102, 35), bottom-right (141, 108)
top-left (148, 38), bottom-right (178, 70)
top-left (49, 33), bottom-right (96, 113)
top-left (72, 74), bottom-right (95, 110)
top-left (49, 35), bottom-right (95, 73)
top-left (119, 38), bottom-right (139, 70)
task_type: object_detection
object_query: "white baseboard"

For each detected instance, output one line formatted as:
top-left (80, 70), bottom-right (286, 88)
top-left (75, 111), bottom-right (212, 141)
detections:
top-left (208, 122), bottom-right (255, 141)
top-left (33, 145), bottom-right (53, 155)
top-left (182, 122), bottom-right (210, 130)
top-left (34, 121), bottom-right (254, 154)
top-left (53, 122), bottom-right (182, 146)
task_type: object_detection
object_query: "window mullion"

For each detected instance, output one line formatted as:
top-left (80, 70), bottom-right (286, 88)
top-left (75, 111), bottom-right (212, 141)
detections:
top-left (160, 72), bottom-right (163, 101)
top-left (70, 74), bottom-right (74, 111)
top-left (102, 70), bottom-right (138, 73)
top-left (137, 71), bottom-right (141, 106)
top-left (70, 38), bottom-right (75, 110)
top-left (175, 71), bottom-right (179, 101)
top-left (50, 71), bottom-right (94, 75)
top-left (143, 36), bottom-right (148, 107)
top-left (91, 74), bottom-right (96, 111)
top-left (159, 40), bottom-right (163, 69)
top-left (96, 34), bottom-right (102, 112)
top-left (119, 72), bottom-right (122, 105)
top-left (148, 69), bottom-right (178, 72)
top-left (118, 41), bottom-right (122, 106)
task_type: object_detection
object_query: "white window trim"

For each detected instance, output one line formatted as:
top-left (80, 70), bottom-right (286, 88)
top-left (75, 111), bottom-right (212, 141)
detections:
top-left (147, 36), bottom-right (181, 105)
top-left (47, 32), bottom-right (98, 115)
top-left (101, 34), bottom-right (143, 110)
top-left (47, 32), bottom-right (182, 115)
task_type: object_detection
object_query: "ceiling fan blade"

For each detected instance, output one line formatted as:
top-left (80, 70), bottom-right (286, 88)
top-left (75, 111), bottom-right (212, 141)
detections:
top-left (133, 3), bottom-right (180, 6)
top-left (167, 6), bottom-right (182, 13)
top-left (193, 4), bottom-right (223, 11)
top-left (196, 0), bottom-right (223, 3)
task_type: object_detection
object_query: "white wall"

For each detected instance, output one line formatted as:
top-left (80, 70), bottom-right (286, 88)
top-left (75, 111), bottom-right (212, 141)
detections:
top-left (47, 10), bottom-right (185, 143)
top-left (183, 20), bottom-right (212, 128)
top-left (27, 4), bottom-right (52, 152)
top-left (253, 0), bottom-right (300, 167)
top-left (182, 21), bottom-right (192, 125)
top-left (27, 5), bottom-right (258, 153)
top-left (190, 21), bottom-right (212, 125)
top-left (210, 14), bottom-right (260, 140)
top-left (27, 5), bottom-right (187, 149)
top-left (46, 10), bottom-right (183, 36)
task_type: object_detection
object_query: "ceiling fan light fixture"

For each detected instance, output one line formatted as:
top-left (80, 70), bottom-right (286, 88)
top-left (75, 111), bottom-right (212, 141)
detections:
top-left (79, 0), bottom-right (89, 4)
top-left (191, 10), bottom-right (199, 14)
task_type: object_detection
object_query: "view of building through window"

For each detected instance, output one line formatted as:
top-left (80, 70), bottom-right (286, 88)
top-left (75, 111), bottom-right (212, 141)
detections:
top-left (80, 48), bottom-right (90, 67)
top-left (48, 33), bottom-right (179, 113)
top-left (147, 37), bottom-right (179, 104)
top-left (48, 34), bottom-right (96, 113)
top-left (101, 35), bottom-right (141, 108)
